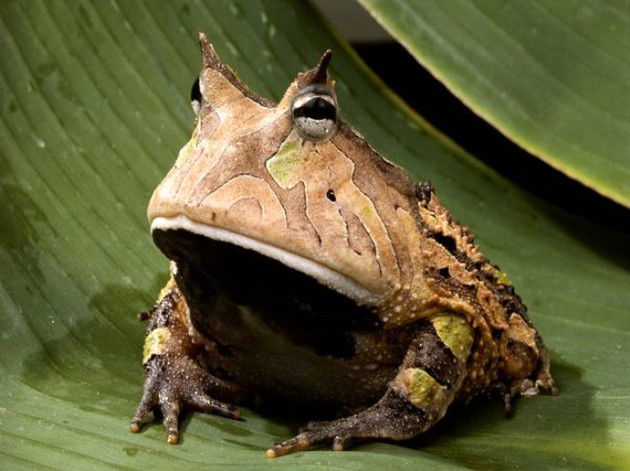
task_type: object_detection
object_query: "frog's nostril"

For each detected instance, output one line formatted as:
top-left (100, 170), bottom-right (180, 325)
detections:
top-left (326, 189), bottom-right (336, 202)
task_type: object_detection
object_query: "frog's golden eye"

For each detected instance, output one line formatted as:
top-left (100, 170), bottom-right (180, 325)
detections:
top-left (292, 84), bottom-right (338, 142)
top-left (190, 76), bottom-right (201, 115)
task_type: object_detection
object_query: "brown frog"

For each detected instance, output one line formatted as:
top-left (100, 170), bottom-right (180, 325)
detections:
top-left (129, 34), bottom-right (557, 457)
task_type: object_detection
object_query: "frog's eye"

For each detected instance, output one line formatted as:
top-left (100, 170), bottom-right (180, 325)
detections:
top-left (292, 84), bottom-right (337, 142)
top-left (190, 77), bottom-right (202, 115)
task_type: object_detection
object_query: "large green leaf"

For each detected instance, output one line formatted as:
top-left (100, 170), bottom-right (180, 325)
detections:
top-left (358, 0), bottom-right (630, 207)
top-left (1, 0), bottom-right (628, 469)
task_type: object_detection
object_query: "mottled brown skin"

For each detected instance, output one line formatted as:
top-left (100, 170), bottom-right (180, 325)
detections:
top-left (130, 33), bottom-right (557, 456)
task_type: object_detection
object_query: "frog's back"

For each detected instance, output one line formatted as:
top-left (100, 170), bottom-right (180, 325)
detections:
top-left (413, 187), bottom-right (555, 400)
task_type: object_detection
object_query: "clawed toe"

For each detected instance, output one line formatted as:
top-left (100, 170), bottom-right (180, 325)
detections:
top-left (267, 433), bottom-right (312, 458)
top-left (188, 391), bottom-right (241, 420)
top-left (267, 419), bottom-right (355, 457)
top-left (332, 435), bottom-right (352, 451)
top-left (161, 401), bottom-right (181, 444)
top-left (130, 354), bottom-right (241, 443)
top-left (130, 389), bottom-right (240, 444)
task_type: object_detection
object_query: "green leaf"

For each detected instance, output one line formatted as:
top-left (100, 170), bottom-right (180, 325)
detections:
top-left (358, 0), bottom-right (630, 207)
top-left (1, 0), bottom-right (628, 469)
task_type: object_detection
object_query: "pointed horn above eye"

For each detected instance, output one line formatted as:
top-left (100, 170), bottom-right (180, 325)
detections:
top-left (312, 49), bottom-right (333, 83)
top-left (199, 32), bottom-right (220, 68)
top-left (298, 49), bottom-right (333, 88)
top-left (196, 32), bottom-right (276, 108)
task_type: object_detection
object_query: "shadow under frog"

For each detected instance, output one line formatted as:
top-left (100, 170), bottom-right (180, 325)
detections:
top-left (19, 284), bottom-right (611, 465)
top-left (410, 354), bottom-right (612, 471)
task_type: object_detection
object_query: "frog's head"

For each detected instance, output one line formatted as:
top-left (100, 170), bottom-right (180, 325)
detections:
top-left (148, 34), bottom-right (420, 313)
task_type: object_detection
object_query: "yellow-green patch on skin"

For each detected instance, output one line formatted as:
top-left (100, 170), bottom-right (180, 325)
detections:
top-left (189, 121), bottom-right (200, 148)
top-left (360, 204), bottom-right (375, 220)
top-left (265, 139), bottom-right (303, 189)
top-left (489, 266), bottom-right (512, 286)
top-left (497, 271), bottom-right (512, 286)
top-left (404, 368), bottom-right (449, 411)
top-left (431, 313), bottom-right (473, 361)
top-left (142, 327), bottom-right (171, 364)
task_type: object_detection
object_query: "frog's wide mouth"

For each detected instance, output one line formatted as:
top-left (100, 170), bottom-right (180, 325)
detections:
top-left (150, 215), bottom-right (379, 306)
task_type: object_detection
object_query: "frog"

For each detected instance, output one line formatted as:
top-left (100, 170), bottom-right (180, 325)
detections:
top-left (129, 33), bottom-right (557, 457)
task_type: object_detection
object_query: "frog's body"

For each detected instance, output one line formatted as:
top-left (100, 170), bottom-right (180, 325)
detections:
top-left (130, 34), bottom-right (556, 456)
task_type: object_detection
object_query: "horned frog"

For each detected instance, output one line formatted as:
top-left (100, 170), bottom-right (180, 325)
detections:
top-left (130, 34), bottom-right (556, 457)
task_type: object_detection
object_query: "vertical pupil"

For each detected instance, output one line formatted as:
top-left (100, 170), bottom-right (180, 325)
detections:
top-left (294, 97), bottom-right (336, 120)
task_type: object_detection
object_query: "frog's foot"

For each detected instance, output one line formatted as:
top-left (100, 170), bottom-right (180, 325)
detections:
top-left (499, 346), bottom-right (557, 414)
top-left (267, 390), bottom-right (423, 457)
top-left (518, 374), bottom-right (557, 398)
top-left (130, 353), bottom-right (242, 444)
top-left (267, 313), bottom-right (475, 457)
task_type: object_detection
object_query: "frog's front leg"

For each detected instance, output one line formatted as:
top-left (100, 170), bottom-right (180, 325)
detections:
top-left (267, 312), bottom-right (473, 457)
top-left (130, 272), bottom-right (243, 444)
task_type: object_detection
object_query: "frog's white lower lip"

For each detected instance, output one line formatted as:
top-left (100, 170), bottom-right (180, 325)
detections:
top-left (151, 215), bottom-right (379, 306)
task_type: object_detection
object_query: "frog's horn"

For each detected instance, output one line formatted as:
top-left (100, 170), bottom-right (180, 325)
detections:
top-left (199, 32), bottom-right (221, 69)
top-left (298, 49), bottom-right (333, 88)
top-left (197, 32), bottom-right (275, 107)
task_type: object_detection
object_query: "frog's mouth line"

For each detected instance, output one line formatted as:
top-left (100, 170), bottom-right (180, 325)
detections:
top-left (150, 215), bottom-right (379, 306)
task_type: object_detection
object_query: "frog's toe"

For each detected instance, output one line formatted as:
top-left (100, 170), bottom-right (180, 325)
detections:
top-left (267, 419), bottom-right (359, 457)
top-left (332, 435), bottom-right (353, 451)
top-left (187, 390), bottom-right (241, 420)
top-left (130, 354), bottom-right (242, 443)
top-left (160, 400), bottom-right (182, 444)
top-left (266, 432), bottom-right (319, 457)
top-left (129, 382), bottom-right (158, 433)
